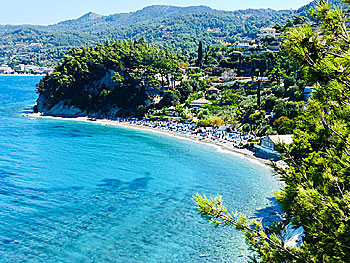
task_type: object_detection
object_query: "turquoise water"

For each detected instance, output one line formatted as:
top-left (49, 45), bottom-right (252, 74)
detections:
top-left (0, 75), bottom-right (281, 262)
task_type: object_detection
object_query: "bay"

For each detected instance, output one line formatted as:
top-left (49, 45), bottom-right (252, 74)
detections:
top-left (0, 75), bottom-right (281, 262)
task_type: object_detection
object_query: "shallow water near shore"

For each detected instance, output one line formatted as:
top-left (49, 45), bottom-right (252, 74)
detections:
top-left (0, 75), bottom-right (281, 262)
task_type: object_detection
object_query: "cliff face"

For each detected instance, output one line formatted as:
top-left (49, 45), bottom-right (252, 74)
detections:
top-left (34, 40), bottom-right (179, 117)
top-left (36, 96), bottom-right (122, 118)
top-left (35, 69), bottom-right (139, 117)
top-left (36, 70), bottom-right (115, 116)
top-left (42, 100), bottom-right (87, 117)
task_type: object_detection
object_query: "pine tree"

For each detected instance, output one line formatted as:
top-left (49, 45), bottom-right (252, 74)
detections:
top-left (195, 1), bottom-right (350, 262)
top-left (197, 41), bottom-right (203, 67)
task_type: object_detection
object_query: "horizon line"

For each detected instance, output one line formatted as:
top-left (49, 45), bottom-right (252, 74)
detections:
top-left (0, 4), bottom-right (300, 27)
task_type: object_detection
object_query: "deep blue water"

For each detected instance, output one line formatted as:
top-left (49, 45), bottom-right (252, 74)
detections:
top-left (0, 75), bottom-right (281, 262)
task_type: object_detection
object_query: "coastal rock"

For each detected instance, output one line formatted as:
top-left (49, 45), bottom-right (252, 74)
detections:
top-left (36, 94), bottom-right (50, 113)
top-left (36, 70), bottom-right (117, 117)
top-left (45, 100), bottom-right (86, 117)
top-left (107, 106), bottom-right (121, 116)
top-left (85, 69), bottom-right (115, 95)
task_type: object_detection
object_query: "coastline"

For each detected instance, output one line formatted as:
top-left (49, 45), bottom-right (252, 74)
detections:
top-left (24, 113), bottom-right (282, 171)
top-left (0, 74), bottom-right (45, 77)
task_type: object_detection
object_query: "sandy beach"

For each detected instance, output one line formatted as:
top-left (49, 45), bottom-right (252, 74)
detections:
top-left (24, 113), bottom-right (283, 171)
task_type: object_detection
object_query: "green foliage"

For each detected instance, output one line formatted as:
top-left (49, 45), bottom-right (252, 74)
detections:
top-left (36, 39), bottom-right (180, 114)
top-left (286, 85), bottom-right (303, 101)
top-left (220, 90), bottom-right (239, 105)
top-left (194, 194), bottom-right (301, 262)
top-left (197, 116), bottom-right (224, 128)
top-left (0, 6), bottom-right (300, 66)
top-left (273, 101), bottom-right (304, 120)
top-left (195, 1), bottom-right (350, 262)
top-left (185, 91), bottom-right (203, 105)
top-left (283, 76), bottom-right (296, 89)
top-left (248, 110), bottom-right (266, 122)
top-left (176, 81), bottom-right (193, 102)
top-left (197, 41), bottom-right (203, 67)
top-left (159, 90), bottom-right (181, 107)
top-left (273, 116), bottom-right (294, 134)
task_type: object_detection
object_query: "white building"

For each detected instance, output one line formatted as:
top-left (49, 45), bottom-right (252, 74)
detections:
top-left (190, 98), bottom-right (211, 107)
top-left (258, 27), bottom-right (277, 37)
top-left (254, 134), bottom-right (293, 160)
top-left (0, 65), bottom-right (14, 74)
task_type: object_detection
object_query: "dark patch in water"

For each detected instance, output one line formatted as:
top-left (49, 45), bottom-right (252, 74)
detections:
top-left (29, 195), bottom-right (42, 200)
top-left (107, 207), bottom-right (116, 212)
top-left (71, 186), bottom-right (84, 191)
top-left (0, 169), bottom-right (16, 178)
top-left (97, 178), bottom-right (123, 189)
top-left (127, 176), bottom-right (153, 191)
top-left (67, 132), bottom-right (93, 138)
top-left (0, 190), bottom-right (9, 195)
top-left (1, 239), bottom-right (13, 245)
top-left (253, 197), bottom-right (283, 226)
top-left (50, 125), bottom-right (66, 130)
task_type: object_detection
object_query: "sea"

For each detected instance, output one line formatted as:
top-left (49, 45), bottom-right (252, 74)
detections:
top-left (0, 75), bottom-right (282, 262)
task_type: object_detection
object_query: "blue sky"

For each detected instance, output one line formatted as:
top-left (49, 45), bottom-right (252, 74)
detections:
top-left (0, 0), bottom-right (312, 25)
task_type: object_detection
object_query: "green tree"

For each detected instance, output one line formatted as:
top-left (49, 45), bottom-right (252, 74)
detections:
top-left (195, 1), bottom-right (350, 262)
top-left (197, 41), bottom-right (203, 67)
top-left (273, 116), bottom-right (294, 134)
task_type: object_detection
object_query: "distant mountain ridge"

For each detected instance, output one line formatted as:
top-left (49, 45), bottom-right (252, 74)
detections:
top-left (0, 1), bottom-right (331, 66)
top-left (77, 12), bottom-right (104, 21)
top-left (50, 5), bottom-right (222, 32)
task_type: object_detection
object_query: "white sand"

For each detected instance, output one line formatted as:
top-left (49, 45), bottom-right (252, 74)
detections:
top-left (24, 113), bottom-right (284, 170)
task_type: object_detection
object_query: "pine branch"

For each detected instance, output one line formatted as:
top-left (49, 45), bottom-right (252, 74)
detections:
top-left (194, 194), bottom-right (305, 262)
top-left (319, 112), bottom-right (350, 148)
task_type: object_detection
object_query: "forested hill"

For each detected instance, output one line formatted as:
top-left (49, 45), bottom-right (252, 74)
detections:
top-left (50, 5), bottom-right (216, 31)
top-left (0, 3), bottom-right (316, 66)
top-left (296, 0), bottom-right (348, 15)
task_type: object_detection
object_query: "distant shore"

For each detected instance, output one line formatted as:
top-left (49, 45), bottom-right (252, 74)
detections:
top-left (0, 74), bottom-right (45, 76)
top-left (24, 113), bottom-right (284, 171)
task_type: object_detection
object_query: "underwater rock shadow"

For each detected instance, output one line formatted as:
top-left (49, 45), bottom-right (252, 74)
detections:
top-left (96, 174), bottom-right (154, 192)
top-left (96, 178), bottom-right (124, 189)
top-left (127, 176), bottom-right (153, 191)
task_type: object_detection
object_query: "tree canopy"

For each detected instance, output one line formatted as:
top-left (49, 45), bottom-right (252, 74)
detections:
top-left (36, 39), bottom-right (180, 114)
top-left (195, 1), bottom-right (350, 262)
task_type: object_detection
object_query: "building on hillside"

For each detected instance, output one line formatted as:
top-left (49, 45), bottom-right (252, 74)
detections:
top-left (254, 134), bottom-right (293, 160)
top-left (267, 44), bottom-right (280, 51)
top-left (304, 86), bottom-right (314, 101)
top-left (14, 64), bottom-right (25, 72)
top-left (190, 98), bottom-right (211, 107)
top-left (236, 42), bottom-right (258, 49)
top-left (258, 27), bottom-right (277, 37)
top-left (207, 86), bottom-right (221, 95)
top-left (236, 42), bottom-right (250, 49)
top-left (43, 67), bottom-right (55, 75)
top-left (0, 65), bottom-right (14, 74)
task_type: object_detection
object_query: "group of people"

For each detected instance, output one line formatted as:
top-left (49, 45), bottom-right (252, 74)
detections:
top-left (111, 117), bottom-right (256, 148)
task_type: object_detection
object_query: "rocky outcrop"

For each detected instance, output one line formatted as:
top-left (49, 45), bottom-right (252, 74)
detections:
top-left (35, 70), bottom-right (119, 117)
top-left (44, 100), bottom-right (87, 117)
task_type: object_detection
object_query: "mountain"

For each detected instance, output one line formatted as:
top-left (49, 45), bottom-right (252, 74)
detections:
top-left (0, 3), bottom-right (315, 66)
top-left (297, 0), bottom-right (348, 16)
top-left (77, 12), bottom-right (103, 21)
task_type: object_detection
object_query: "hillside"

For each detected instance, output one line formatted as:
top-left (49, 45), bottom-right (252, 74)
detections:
top-left (0, 4), bottom-right (313, 66)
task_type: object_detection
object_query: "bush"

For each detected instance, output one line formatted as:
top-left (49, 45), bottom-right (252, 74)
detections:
top-left (197, 116), bottom-right (224, 128)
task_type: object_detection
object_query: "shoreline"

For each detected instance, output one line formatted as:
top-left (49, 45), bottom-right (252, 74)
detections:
top-left (0, 74), bottom-right (45, 77)
top-left (24, 113), bottom-right (282, 171)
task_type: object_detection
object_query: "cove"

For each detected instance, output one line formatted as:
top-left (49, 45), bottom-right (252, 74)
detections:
top-left (0, 76), bottom-right (281, 262)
